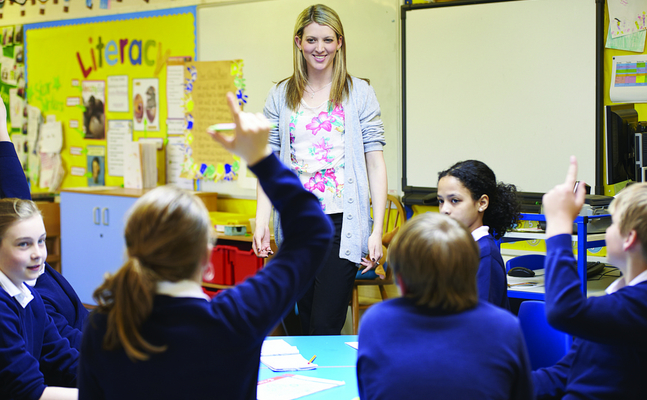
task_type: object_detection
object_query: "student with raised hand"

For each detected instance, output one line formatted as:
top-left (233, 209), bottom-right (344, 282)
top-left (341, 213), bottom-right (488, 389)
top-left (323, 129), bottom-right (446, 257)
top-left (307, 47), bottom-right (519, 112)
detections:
top-left (0, 198), bottom-right (78, 400)
top-left (357, 212), bottom-right (533, 399)
top-left (77, 93), bottom-right (334, 400)
top-left (533, 157), bottom-right (647, 399)
top-left (255, 3), bottom-right (387, 335)
top-left (437, 160), bottom-right (520, 309)
top-left (0, 98), bottom-right (88, 351)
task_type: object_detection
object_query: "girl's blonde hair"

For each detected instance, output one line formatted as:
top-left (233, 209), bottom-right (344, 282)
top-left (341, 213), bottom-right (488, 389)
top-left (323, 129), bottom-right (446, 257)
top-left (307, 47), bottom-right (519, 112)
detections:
top-left (283, 4), bottom-right (354, 110)
top-left (610, 182), bottom-right (647, 261)
top-left (388, 213), bottom-right (479, 312)
top-left (93, 185), bottom-right (212, 362)
top-left (0, 198), bottom-right (41, 244)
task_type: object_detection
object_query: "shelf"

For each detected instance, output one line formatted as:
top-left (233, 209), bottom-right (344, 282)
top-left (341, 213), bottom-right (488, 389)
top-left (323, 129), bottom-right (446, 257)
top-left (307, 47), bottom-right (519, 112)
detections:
top-left (504, 231), bottom-right (606, 242)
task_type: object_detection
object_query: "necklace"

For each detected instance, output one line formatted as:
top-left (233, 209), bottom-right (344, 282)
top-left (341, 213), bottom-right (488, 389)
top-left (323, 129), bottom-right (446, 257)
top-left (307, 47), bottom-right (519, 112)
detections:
top-left (306, 81), bottom-right (332, 99)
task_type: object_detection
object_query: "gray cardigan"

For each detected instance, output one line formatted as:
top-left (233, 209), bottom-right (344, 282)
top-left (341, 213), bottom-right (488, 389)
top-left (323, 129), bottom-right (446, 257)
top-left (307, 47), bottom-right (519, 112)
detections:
top-left (263, 77), bottom-right (386, 263)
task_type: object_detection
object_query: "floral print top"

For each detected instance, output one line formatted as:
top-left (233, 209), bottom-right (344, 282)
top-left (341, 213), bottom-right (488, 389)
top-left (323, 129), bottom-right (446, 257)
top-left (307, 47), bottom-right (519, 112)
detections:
top-left (290, 100), bottom-right (345, 214)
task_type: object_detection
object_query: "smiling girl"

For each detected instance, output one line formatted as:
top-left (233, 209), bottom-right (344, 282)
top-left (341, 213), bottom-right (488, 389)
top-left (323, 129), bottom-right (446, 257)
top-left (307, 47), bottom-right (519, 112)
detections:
top-left (437, 160), bottom-right (520, 310)
top-left (255, 4), bottom-right (387, 335)
top-left (0, 198), bottom-right (78, 400)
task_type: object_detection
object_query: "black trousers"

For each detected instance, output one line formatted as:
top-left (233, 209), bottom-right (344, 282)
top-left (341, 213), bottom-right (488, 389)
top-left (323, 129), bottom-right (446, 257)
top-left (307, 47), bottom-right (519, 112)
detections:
top-left (297, 213), bottom-right (358, 335)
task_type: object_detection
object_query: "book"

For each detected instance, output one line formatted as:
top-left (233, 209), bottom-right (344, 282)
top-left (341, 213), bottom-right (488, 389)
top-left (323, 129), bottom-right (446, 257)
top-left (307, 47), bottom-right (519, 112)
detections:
top-left (124, 141), bottom-right (157, 189)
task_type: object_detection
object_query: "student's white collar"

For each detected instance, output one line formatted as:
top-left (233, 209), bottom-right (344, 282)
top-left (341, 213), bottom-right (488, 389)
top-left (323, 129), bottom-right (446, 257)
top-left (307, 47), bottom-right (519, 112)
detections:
top-left (25, 264), bottom-right (46, 287)
top-left (156, 279), bottom-right (211, 301)
top-left (605, 269), bottom-right (647, 295)
top-left (0, 269), bottom-right (34, 308)
top-left (471, 225), bottom-right (490, 241)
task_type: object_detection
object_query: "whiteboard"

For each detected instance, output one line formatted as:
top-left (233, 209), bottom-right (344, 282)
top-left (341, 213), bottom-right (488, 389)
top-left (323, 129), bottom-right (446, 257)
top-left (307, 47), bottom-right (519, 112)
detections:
top-left (198, 0), bottom-right (399, 198)
top-left (403, 0), bottom-right (600, 194)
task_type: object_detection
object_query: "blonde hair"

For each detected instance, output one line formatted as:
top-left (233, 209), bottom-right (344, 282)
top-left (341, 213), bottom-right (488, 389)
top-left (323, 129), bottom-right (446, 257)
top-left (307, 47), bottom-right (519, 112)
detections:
top-left (610, 183), bottom-right (647, 261)
top-left (283, 4), bottom-right (354, 110)
top-left (93, 186), bottom-right (212, 362)
top-left (0, 198), bottom-right (41, 244)
top-left (388, 213), bottom-right (479, 312)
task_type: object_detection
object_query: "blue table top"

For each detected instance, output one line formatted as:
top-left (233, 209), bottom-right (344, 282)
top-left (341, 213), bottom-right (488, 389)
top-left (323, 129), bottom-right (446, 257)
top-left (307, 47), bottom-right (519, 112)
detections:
top-left (258, 335), bottom-right (359, 400)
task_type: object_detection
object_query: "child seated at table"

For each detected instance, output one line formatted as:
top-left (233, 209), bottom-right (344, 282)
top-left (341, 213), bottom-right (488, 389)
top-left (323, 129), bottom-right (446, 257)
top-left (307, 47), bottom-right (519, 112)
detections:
top-left (357, 212), bottom-right (532, 399)
top-left (0, 99), bottom-right (88, 351)
top-left (77, 93), bottom-right (333, 399)
top-left (533, 157), bottom-right (647, 399)
top-left (437, 159), bottom-right (520, 310)
top-left (0, 198), bottom-right (79, 400)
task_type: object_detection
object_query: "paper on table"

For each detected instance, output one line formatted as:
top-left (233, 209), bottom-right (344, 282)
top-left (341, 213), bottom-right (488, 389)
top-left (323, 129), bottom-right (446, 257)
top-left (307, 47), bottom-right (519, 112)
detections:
top-left (260, 354), bottom-right (317, 372)
top-left (257, 374), bottom-right (345, 400)
top-left (345, 342), bottom-right (358, 350)
top-left (261, 339), bottom-right (299, 356)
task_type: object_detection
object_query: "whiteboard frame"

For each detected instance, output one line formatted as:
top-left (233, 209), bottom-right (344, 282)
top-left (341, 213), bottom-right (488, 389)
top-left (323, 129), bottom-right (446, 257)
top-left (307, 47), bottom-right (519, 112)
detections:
top-left (401, 0), bottom-right (604, 204)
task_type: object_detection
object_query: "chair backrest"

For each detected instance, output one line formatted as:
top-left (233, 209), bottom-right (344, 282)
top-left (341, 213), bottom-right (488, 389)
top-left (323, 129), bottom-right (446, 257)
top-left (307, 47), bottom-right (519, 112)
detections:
top-left (356, 195), bottom-right (406, 280)
top-left (382, 194), bottom-right (406, 237)
top-left (505, 254), bottom-right (545, 273)
top-left (517, 300), bottom-right (572, 370)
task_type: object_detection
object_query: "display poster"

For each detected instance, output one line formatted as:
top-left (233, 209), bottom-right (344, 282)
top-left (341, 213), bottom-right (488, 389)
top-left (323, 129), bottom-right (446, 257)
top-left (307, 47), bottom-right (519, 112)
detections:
top-left (24, 7), bottom-right (196, 188)
top-left (181, 60), bottom-right (245, 182)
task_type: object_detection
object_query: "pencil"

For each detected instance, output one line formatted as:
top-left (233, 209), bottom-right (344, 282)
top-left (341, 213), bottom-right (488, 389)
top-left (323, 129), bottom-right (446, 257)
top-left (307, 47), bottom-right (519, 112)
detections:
top-left (207, 122), bottom-right (277, 131)
top-left (308, 355), bottom-right (317, 364)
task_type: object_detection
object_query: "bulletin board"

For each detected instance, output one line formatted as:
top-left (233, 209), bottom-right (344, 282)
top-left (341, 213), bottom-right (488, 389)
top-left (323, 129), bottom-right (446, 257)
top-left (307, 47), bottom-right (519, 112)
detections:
top-left (402, 0), bottom-right (603, 197)
top-left (24, 6), bottom-right (196, 189)
top-left (197, 0), bottom-right (399, 198)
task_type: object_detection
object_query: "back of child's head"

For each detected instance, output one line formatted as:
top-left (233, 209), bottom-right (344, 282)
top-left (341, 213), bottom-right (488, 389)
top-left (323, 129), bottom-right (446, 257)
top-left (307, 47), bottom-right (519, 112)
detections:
top-left (610, 183), bottom-right (647, 261)
top-left (438, 160), bottom-right (520, 239)
top-left (388, 212), bottom-right (479, 312)
top-left (0, 198), bottom-right (41, 244)
top-left (93, 185), bottom-right (212, 362)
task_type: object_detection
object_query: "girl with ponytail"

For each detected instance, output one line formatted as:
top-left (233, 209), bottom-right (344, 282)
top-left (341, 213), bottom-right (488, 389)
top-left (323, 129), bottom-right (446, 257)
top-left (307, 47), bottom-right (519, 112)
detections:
top-left (437, 160), bottom-right (520, 310)
top-left (78, 93), bottom-right (333, 400)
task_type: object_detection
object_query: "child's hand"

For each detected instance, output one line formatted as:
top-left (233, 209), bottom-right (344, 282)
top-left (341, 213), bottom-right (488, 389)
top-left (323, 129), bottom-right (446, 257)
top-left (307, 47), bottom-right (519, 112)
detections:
top-left (0, 97), bottom-right (9, 142)
top-left (207, 92), bottom-right (271, 166)
top-left (542, 156), bottom-right (586, 238)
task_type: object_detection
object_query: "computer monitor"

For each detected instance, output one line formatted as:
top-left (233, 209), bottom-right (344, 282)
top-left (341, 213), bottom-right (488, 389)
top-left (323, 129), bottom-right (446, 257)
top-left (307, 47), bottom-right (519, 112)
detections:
top-left (605, 104), bottom-right (638, 186)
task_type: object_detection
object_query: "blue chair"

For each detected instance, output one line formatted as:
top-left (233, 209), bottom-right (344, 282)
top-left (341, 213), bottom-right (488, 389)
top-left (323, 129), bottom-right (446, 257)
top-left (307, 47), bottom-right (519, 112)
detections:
top-left (505, 254), bottom-right (545, 273)
top-left (517, 300), bottom-right (572, 370)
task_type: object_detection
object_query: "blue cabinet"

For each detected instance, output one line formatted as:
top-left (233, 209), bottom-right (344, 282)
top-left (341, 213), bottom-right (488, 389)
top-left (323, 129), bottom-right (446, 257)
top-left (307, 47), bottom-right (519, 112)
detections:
top-left (60, 191), bottom-right (137, 305)
top-left (60, 188), bottom-right (218, 305)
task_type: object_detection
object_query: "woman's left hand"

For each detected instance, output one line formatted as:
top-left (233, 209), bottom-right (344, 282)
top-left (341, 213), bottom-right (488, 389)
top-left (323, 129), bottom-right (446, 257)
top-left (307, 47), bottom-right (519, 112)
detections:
top-left (359, 232), bottom-right (383, 274)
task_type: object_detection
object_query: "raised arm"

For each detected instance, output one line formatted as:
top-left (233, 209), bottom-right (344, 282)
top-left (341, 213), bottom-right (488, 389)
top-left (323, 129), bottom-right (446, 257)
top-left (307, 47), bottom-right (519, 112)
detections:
top-left (542, 158), bottom-right (647, 343)
top-left (0, 97), bottom-right (30, 200)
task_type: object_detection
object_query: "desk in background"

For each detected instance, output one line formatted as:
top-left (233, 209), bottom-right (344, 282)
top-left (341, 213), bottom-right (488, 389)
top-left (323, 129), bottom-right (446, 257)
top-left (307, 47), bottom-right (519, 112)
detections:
top-left (259, 335), bottom-right (359, 400)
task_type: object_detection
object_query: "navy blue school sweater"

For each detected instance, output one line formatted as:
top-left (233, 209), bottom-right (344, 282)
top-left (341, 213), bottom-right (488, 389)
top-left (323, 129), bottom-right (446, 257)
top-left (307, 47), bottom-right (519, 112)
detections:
top-left (78, 153), bottom-right (334, 400)
top-left (476, 234), bottom-right (510, 310)
top-left (0, 141), bottom-right (89, 350)
top-left (533, 234), bottom-right (647, 399)
top-left (0, 285), bottom-right (78, 400)
top-left (357, 298), bottom-right (533, 399)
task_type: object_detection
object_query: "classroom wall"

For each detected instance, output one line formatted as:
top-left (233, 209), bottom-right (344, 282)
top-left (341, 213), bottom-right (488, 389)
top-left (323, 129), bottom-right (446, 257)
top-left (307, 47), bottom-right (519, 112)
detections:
top-left (11, 0), bottom-right (401, 202)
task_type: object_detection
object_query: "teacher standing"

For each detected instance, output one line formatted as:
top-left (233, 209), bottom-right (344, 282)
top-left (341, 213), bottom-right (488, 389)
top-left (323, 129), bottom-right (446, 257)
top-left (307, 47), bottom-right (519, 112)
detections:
top-left (254, 4), bottom-right (387, 335)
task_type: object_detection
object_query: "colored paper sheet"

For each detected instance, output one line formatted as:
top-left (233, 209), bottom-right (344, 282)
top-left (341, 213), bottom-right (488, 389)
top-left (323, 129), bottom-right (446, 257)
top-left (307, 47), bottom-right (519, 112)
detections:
top-left (610, 54), bottom-right (647, 102)
top-left (606, 25), bottom-right (647, 52)
top-left (608, 0), bottom-right (647, 38)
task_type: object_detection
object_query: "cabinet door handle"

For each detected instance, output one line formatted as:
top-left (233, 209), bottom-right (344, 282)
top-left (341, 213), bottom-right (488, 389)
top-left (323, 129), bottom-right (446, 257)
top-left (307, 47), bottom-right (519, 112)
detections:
top-left (102, 208), bottom-right (109, 226)
top-left (93, 207), bottom-right (100, 225)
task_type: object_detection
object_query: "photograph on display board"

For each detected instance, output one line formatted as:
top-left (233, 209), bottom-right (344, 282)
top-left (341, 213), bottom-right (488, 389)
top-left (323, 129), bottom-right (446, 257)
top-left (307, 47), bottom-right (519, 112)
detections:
top-left (2, 26), bottom-right (13, 46)
top-left (132, 78), bottom-right (159, 131)
top-left (14, 45), bottom-right (23, 64)
top-left (87, 146), bottom-right (106, 186)
top-left (82, 80), bottom-right (106, 140)
top-left (14, 25), bottom-right (22, 44)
